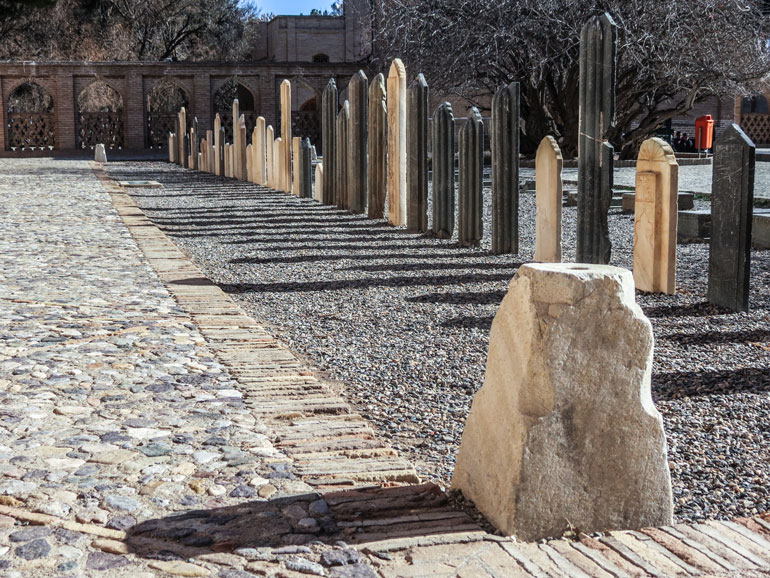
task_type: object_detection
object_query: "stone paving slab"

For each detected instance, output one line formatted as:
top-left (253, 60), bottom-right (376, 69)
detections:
top-left (2, 158), bottom-right (770, 577)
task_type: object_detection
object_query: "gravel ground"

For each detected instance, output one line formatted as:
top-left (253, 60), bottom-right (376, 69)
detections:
top-left (109, 161), bottom-right (770, 524)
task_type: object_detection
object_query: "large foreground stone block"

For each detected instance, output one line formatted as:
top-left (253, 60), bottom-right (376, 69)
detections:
top-left (452, 263), bottom-right (673, 541)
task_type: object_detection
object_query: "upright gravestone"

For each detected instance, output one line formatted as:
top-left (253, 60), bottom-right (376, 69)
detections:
top-left (633, 138), bottom-right (678, 294)
top-left (266, 126), bottom-right (275, 188)
top-left (255, 117), bottom-right (266, 185)
top-left (191, 117), bottom-right (199, 170)
top-left (224, 143), bottom-right (231, 178)
top-left (407, 73), bottom-right (429, 233)
top-left (322, 79), bottom-right (338, 205)
top-left (452, 263), bottom-right (674, 541)
top-left (432, 103), bottom-right (455, 239)
top-left (336, 102), bottom-right (350, 208)
top-left (184, 134), bottom-right (191, 169)
top-left (315, 163), bottom-right (324, 202)
top-left (367, 73), bottom-right (387, 219)
top-left (708, 124), bottom-right (755, 312)
top-left (292, 137), bottom-right (301, 196)
top-left (206, 130), bottom-right (213, 174)
top-left (491, 82), bottom-right (520, 254)
top-left (250, 126), bottom-right (258, 183)
top-left (214, 114), bottom-right (222, 176)
top-left (300, 138), bottom-right (312, 199)
top-left (178, 107), bottom-right (187, 168)
top-left (218, 126), bottom-right (226, 177)
top-left (281, 80), bottom-right (292, 192)
top-left (239, 116), bottom-right (248, 182)
top-left (246, 143), bottom-right (253, 182)
top-left (273, 138), bottom-right (282, 190)
top-left (168, 133), bottom-right (176, 164)
top-left (173, 116), bottom-right (180, 165)
top-left (232, 99), bottom-right (241, 179)
top-left (535, 136), bottom-right (564, 263)
top-left (387, 59), bottom-right (407, 226)
top-left (577, 13), bottom-right (617, 264)
top-left (348, 70), bottom-right (368, 213)
top-left (458, 108), bottom-right (484, 246)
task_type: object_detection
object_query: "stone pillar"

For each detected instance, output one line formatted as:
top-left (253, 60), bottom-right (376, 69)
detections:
top-left (250, 126), bottom-right (258, 183)
top-left (184, 133), bottom-right (191, 169)
top-left (633, 138), bottom-right (678, 294)
top-left (432, 102), bottom-right (455, 239)
top-left (273, 137), bottom-right (282, 190)
top-left (255, 117), bottom-right (266, 185)
top-left (535, 136), bottom-right (564, 263)
top-left (452, 262), bottom-right (674, 541)
top-left (300, 137), bottom-right (313, 199)
top-left (348, 70), bottom-right (368, 213)
top-left (387, 59), bottom-right (407, 226)
top-left (458, 108), bottom-right (484, 246)
top-left (491, 82), bottom-right (520, 254)
top-left (577, 13), bottom-right (617, 264)
top-left (292, 137), bottom-right (301, 195)
top-left (232, 99), bottom-right (241, 180)
top-left (224, 143), bottom-right (231, 178)
top-left (214, 114), bottom-right (222, 176)
top-left (218, 126), bottom-right (225, 177)
top-left (168, 133), bottom-right (176, 163)
top-left (368, 73), bottom-right (387, 220)
top-left (281, 79), bottom-right (292, 192)
top-left (407, 73), bottom-right (429, 233)
top-left (239, 116), bottom-right (248, 182)
top-left (315, 163), bottom-right (324, 202)
top-left (322, 79), bottom-right (338, 205)
top-left (178, 108), bottom-right (187, 168)
top-left (192, 117), bottom-right (200, 170)
top-left (708, 123), bottom-right (755, 312)
top-left (173, 116), bottom-right (180, 164)
top-left (206, 130), bottom-right (213, 174)
top-left (246, 143), bottom-right (253, 182)
top-left (336, 101), bottom-right (350, 208)
top-left (266, 126), bottom-right (275, 188)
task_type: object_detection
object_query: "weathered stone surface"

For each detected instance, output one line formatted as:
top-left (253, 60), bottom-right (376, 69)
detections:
top-left (367, 73), bottom-right (387, 219)
top-left (322, 78), bottom-right (338, 205)
top-left (206, 129), bottom-right (214, 174)
top-left (452, 263), bottom-right (673, 541)
top-left (491, 82), bottom-right (520, 254)
top-left (315, 162), bottom-right (324, 201)
top-left (255, 117), bottom-right (266, 185)
top-left (281, 79), bottom-right (292, 193)
top-left (577, 13), bottom-right (616, 264)
top-left (192, 117), bottom-right (199, 170)
top-left (232, 99), bottom-right (242, 180)
top-left (406, 73), bottom-right (429, 233)
top-left (387, 59), bottom-right (407, 226)
top-left (336, 101), bottom-right (350, 209)
top-left (239, 116), bottom-right (248, 182)
top-left (708, 123), bottom-right (755, 312)
top-left (246, 143), bottom-right (254, 182)
top-left (348, 70), bottom-right (368, 213)
top-left (633, 138), bottom-right (678, 294)
top-left (432, 102), bottom-right (455, 239)
top-left (273, 138), bottom-right (282, 190)
top-left (458, 108), bottom-right (484, 246)
top-left (94, 143), bottom-right (107, 163)
top-left (300, 138), bottom-right (312, 199)
top-left (266, 125), bottom-right (275, 188)
top-left (214, 114), bottom-right (222, 176)
top-left (534, 136), bottom-right (563, 262)
top-left (292, 137), bottom-right (301, 196)
top-left (178, 107), bottom-right (187, 168)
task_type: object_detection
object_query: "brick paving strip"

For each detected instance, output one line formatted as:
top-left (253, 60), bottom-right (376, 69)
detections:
top-left (1, 158), bottom-right (770, 576)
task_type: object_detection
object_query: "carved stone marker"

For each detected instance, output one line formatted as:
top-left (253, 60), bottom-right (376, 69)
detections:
top-left (273, 137), bottom-right (282, 190)
top-left (432, 102), bottom-right (455, 239)
top-left (214, 114), bottom-right (222, 176)
top-left (452, 262), bottom-right (674, 541)
top-left (387, 59), bottom-right (407, 226)
top-left (577, 13), bottom-right (617, 264)
top-left (491, 82), bottom-right (520, 254)
top-left (218, 126), bottom-right (225, 177)
top-left (292, 137), bottom-right (301, 196)
top-left (178, 107), bottom-right (187, 168)
top-left (368, 73), bottom-right (387, 219)
top-left (349, 70), bottom-right (368, 213)
top-left (94, 143), bottom-right (107, 163)
top-left (708, 123), bottom-right (755, 312)
top-left (458, 108), bottom-right (484, 246)
top-left (407, 73), bottom-right (429, 233)
top-left (232, 99), bottom-right (241, 179)
top-left (322, 79), bottom-right (337, 205)
top-left (315, 163), bottom-right (324, 202)
top-left (281, 80), bottom-right (292, 193)
top-left (191, 117), bottom-right (199, 170)
top-left (266, 126), bottom-right (274, 188)
top-left (255, 117), bottom-right (266, 185)
top-left (633, 138), bottom-right (678, 294)
top-left (206, 130), bottom-right (213, 174)
top-left (300, 138), bottom-right (312, 199)
top-left (535, 136), bottom-right (563, 263)
top-left (336, 101), bottom-right (350, 208)
top-left (246, 143), bottom-right (253, 182)
top-left (168, 133), bottom-right (175, 163)
top-left (239, 117), bottom-right (247, 182)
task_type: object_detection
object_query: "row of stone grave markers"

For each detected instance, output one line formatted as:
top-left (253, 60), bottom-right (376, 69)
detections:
top-left (167, 79), bottom-right (315, 200)
top-left (164, 11), bottom-right (756, 313)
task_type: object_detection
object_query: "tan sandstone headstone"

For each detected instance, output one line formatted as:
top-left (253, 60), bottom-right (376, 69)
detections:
top-left (535, 136), bottom-right (563, 263)
top-left (206, 130), bottom-right (213, 173)
top-left (634, 138), bottom-right (678, 294)
top-left (273, 137), bottom-right (282, 190)
top-left (214, 114), bottom-right (222, 176)
top-left (281, 80), bottom-right (292, 192)
top-left (292, 137), bottom-right (301, 196)
top-left (178, 108), bottom-right (187, 168)
top-left (255, 117), bottom-right (266, 185)
top-left (168, 134), bottom-right (176, 163)
top-left (246, 144), bottom-right (253, 182)
top-left (239, 116), bottom-right (248, 182)
top-left (266, 126), bottom-right (275, 188)
top-left (452, 263), bottom-right (673, 541)
top-left (232, 99), bottom-right (241, 180)
top-left (387, 59), bottom-right (407, 226)
top-left (315, 163), bottom-right (323, 201)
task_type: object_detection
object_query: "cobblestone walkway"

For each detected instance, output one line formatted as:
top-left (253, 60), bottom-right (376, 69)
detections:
top-left (2, 158), bottom-right (770, 577)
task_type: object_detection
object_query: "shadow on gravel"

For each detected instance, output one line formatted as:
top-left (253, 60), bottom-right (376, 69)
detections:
top-left (642, 301), bottom-right (734, 318)
top-left (653, 366), bottom-right (770, 400)
top-left (441, 316), bottom-right (496, 330)
top-left (125, 483), bottom-right (478, 559)
top-left (663, 329), bottom-right (770, 346)
top-left (407, 290), bottom-right (509, 305)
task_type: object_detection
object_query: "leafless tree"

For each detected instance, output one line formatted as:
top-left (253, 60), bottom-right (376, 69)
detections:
top-left (370, 0), bottom-right (770, 157)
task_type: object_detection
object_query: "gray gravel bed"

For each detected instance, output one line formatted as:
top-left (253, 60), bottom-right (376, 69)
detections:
top-left (109, 161), bottom-right (770, 524)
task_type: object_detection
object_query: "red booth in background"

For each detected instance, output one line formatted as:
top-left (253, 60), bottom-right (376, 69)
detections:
top-left (695, 115), bottom-right (714, 151)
